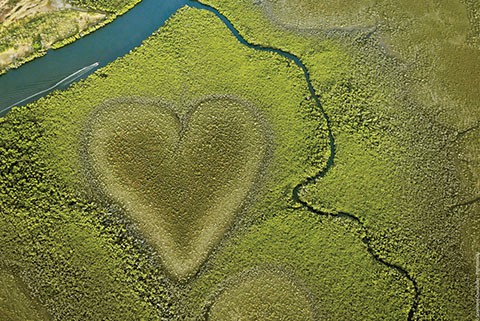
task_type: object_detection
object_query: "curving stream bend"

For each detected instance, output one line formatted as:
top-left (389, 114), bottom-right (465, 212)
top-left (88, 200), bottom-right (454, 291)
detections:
top-left (196, 3), bottom-right (419, 319)
top-left (0, 0), bottom-right (419, 319)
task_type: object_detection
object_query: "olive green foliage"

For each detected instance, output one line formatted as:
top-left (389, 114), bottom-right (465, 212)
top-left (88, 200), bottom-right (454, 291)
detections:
top-left (84, 97), bottom-right (267, 280)
top-left (0, 9), bottom-right (102, 51)
top-left (187, 211), bottom-right (411, 320)
top-left (198, 0), bottom-right (479, 319)
top-left (456, 126), bottom-right (480, 261)
top-left (0, 269), bottom-right (50, 321)
top-left (375, 0), bottom-right (478, 131)
top-left (0, 111), bottom-right (176, 320)
top-left (0, 0), bottom-right (140, 73)
top-left (209, 269), bottom-right (315, 321)
top-left (0, 6), bottom-right (413, 320)
top-left (69, 0), bottom-right (138, 12)
top-left (263, 0), bottom-right (376, 29)
top-left (261, 0), bottom-right (480, 130)
top-left (38, 6), bottom-right (329, 286)
top-left (6, 0), bottom-right (21, 6)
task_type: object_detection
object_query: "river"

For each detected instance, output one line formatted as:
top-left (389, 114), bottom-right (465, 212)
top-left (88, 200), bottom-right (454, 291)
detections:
top-left (0, 0), bottom-right (196, 115)
top-left (0, 1), bottom-right (418, 318)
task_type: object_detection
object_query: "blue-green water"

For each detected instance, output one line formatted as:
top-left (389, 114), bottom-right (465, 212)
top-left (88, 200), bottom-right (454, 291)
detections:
top-left (0, 0), bottom-right (195, 115)
top-left (0, 1), bottom-right (418, 317)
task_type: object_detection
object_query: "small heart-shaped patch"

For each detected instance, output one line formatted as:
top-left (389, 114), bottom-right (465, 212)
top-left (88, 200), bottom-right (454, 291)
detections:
top-left (84, 97), bottom-right (267, 280)
top-left (208, 269), bottom-right (315, 320)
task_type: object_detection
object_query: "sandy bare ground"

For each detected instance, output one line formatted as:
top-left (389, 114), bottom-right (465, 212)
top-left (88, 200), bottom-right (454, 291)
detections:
top-left (0, 0), bottom-right (72, 25)
top-left (0, 0), bottom-right (105, 70)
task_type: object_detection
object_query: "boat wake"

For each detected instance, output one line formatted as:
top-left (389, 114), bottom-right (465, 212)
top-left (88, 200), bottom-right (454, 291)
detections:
top-left (0, 62), bottom-right (99, 114)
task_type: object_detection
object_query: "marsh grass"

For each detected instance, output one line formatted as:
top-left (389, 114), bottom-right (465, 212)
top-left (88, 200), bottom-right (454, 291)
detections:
top-left (0, 0), bottom-right (473, 318)
top-left (0, 7), bottom-right (330, 319)
top-left (186, 210), bottom-right (412, 320)
top-left (263, 0), bottom-right (376, 29)
top-left (84, 96), bottom-right (267, 280)
top-left (196, 0), bottom-right (479, 318)
top-left (208, 268), bottom-right (315, 321)
top-left (261, 0), bottom-right (479, 130)
top-left (0, 269), bottom-right (50, 321)
top-left (68, 0), bottom-right (138, 12)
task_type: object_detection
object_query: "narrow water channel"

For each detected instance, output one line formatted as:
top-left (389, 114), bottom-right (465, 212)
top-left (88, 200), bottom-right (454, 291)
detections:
top-left (0, 1), bottom-right (419, 319)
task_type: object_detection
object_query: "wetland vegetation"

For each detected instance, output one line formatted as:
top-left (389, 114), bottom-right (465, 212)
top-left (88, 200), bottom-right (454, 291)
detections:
top-left (0, 269), bottom-right (51, 321)
top-left (84, 96), bottom-right (268, 280)
top-left (0, 0), bottom-right (478, 320)
top-left (197, 0), bottom-right (479, 318)
top-left (0, 0), bottom-right (140, 73)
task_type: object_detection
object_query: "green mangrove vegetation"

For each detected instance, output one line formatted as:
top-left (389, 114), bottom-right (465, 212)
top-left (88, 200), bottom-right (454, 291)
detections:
top-left (0, 5), bottom-right (417, 320)
top-left (1, 0), bottom-right (478, 319)
top-left (196, 0), bottom-right (479, 319)
top-left (84, 96), bottom-right (267, 280)
top-left (186, 210), bottom-right (412, 320)
top-left (0, 0), bottom-right (140, 73)
top-left (0, 108), bottom-right (177, 318)
top-left (68, 0), bottom-right (139, 12)
top-left (0, 269), bottom-right (50, 321)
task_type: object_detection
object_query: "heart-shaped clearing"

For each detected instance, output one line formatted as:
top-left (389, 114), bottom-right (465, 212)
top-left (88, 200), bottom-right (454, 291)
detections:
top-left (84, 97), bottom-right (267, 280)
top-left (208, 269), bottom-right (315, 320)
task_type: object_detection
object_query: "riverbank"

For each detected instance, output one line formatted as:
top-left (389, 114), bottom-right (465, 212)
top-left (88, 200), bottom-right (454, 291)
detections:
top-left (0, 0), bottom-right (141, 75)
top-left (195, 0), bottom-right (479, 319)
top-left (0, 5), bottom-right (412, 319)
